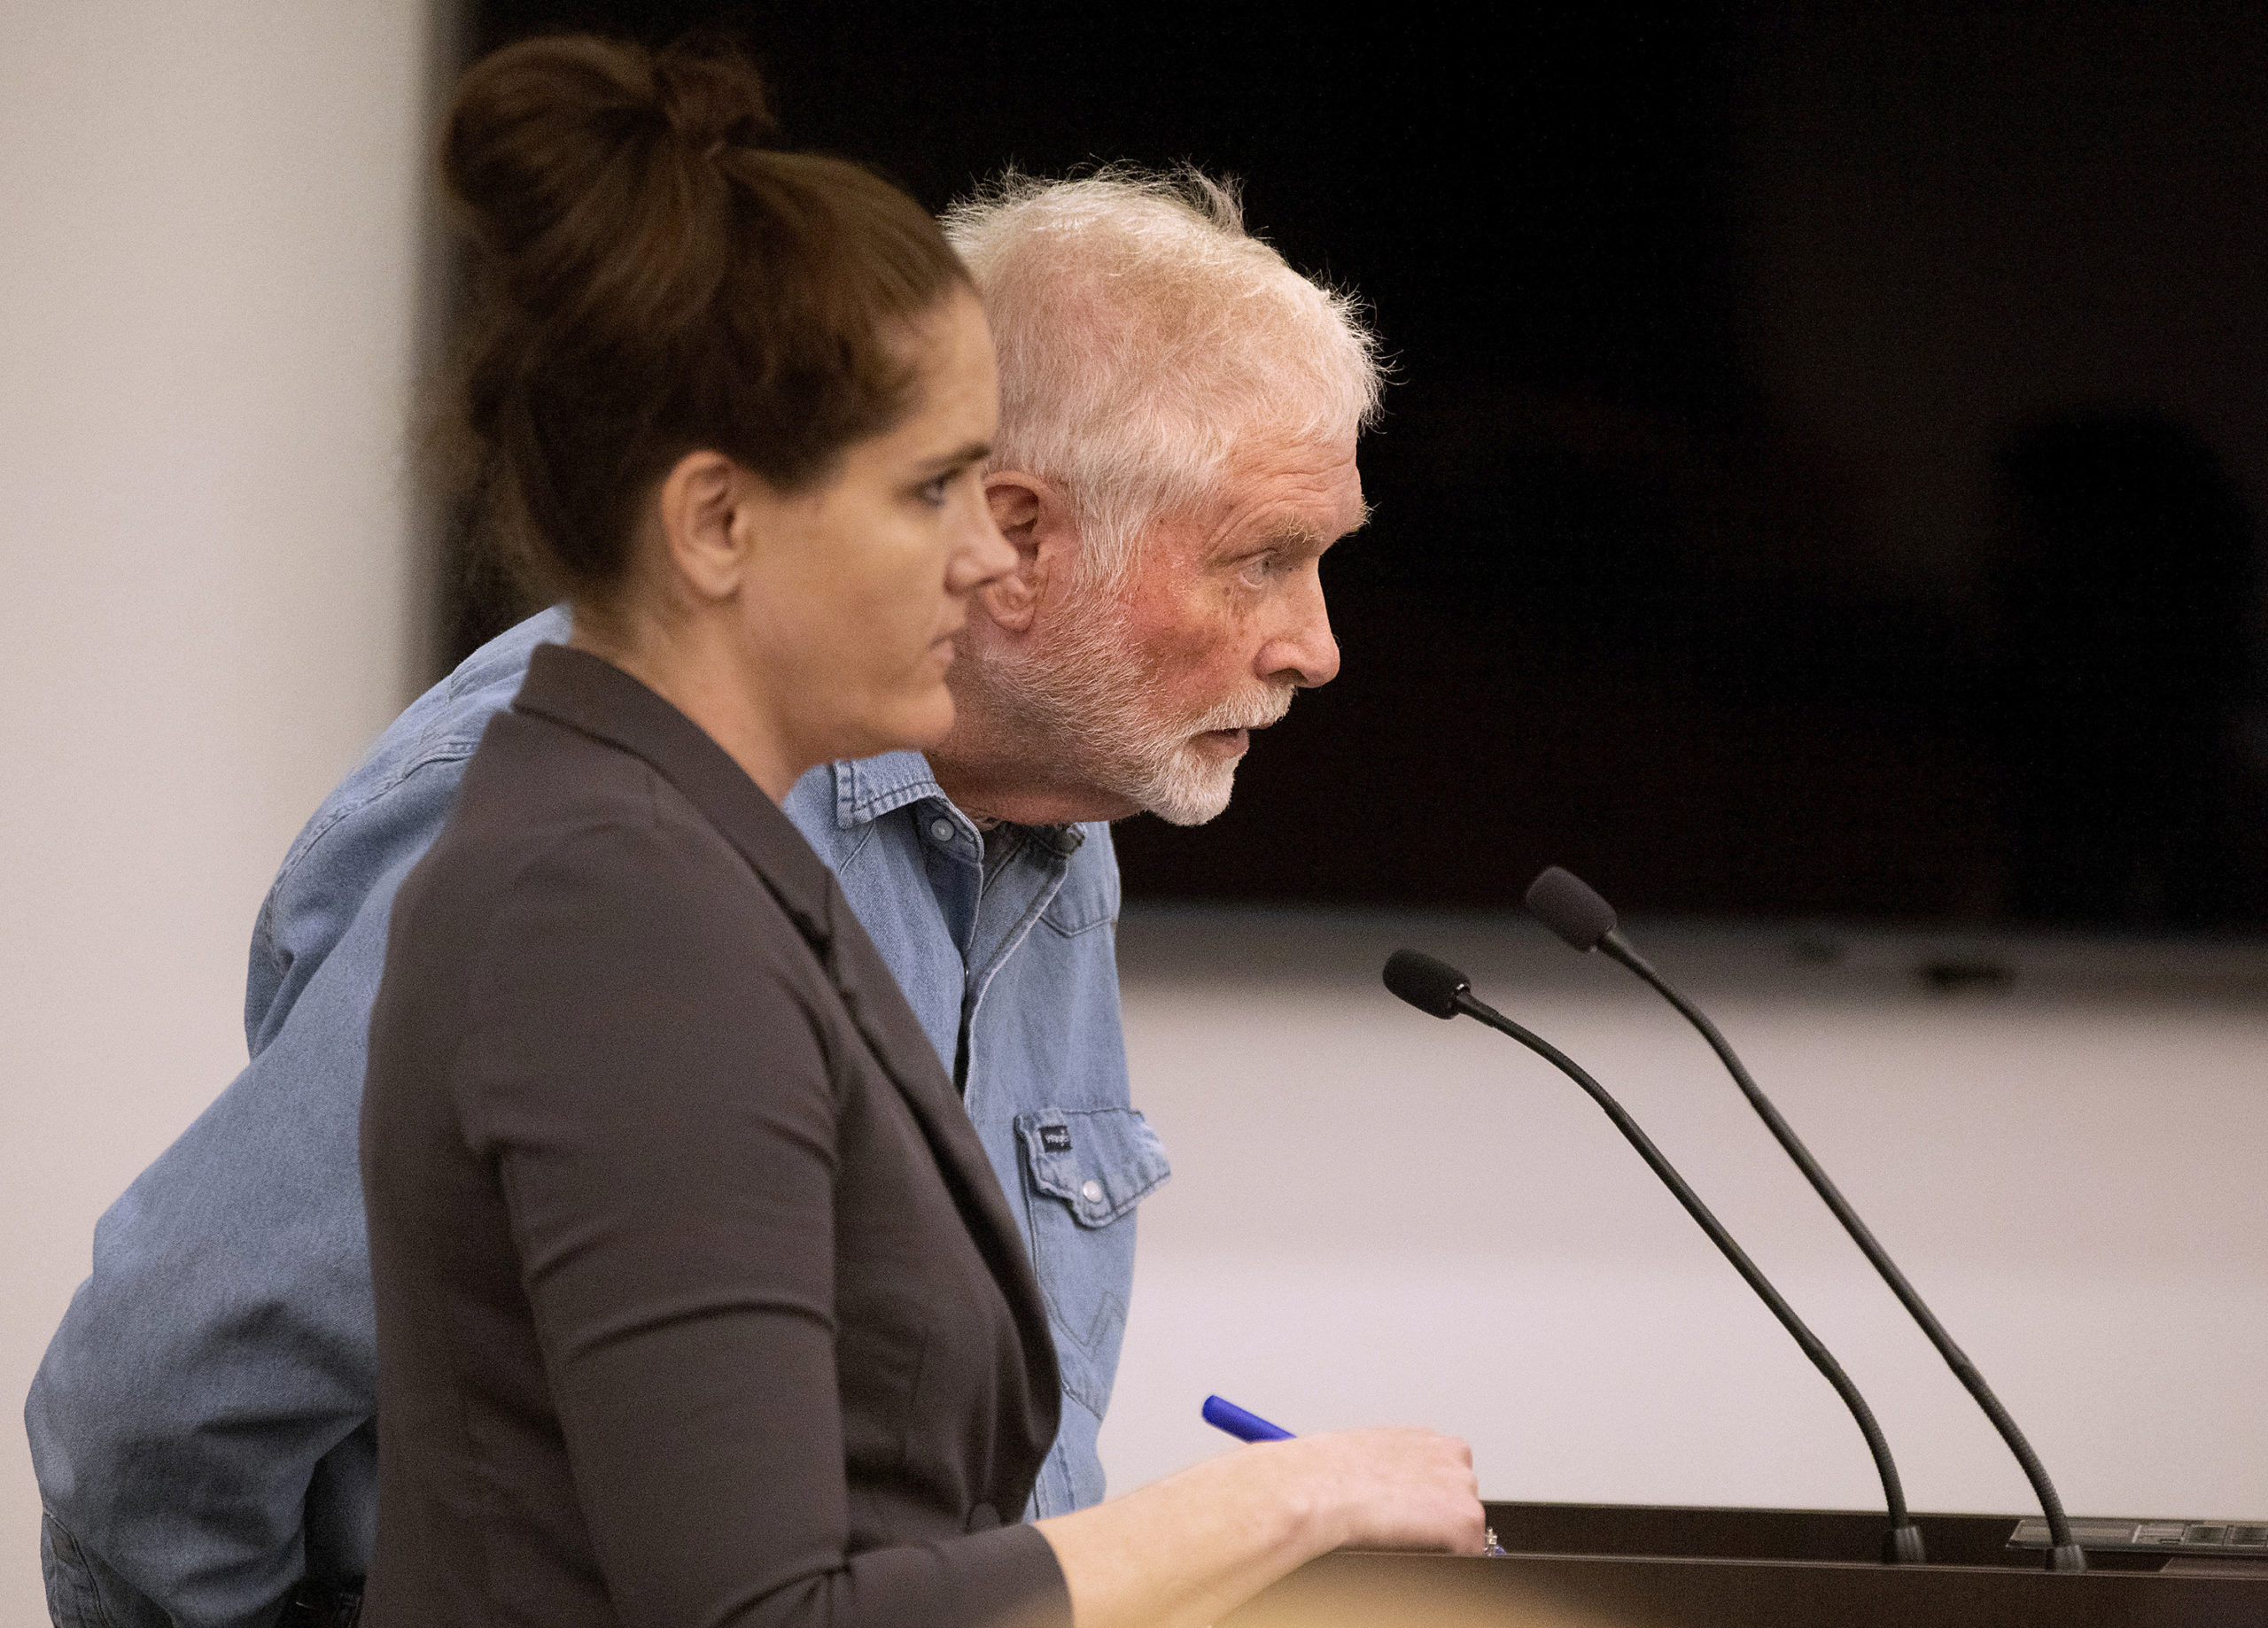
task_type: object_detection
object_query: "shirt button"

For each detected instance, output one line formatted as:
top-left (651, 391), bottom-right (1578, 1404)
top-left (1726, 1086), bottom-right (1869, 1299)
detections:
top-left (1081, 1180), bottom-right (1103, 1203)
top-left (928, 817), bottom-right (956, 843)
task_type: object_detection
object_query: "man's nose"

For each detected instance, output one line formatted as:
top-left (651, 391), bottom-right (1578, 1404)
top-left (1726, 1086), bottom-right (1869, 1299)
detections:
top-left (1262, 574), bottom-right (1340, 689)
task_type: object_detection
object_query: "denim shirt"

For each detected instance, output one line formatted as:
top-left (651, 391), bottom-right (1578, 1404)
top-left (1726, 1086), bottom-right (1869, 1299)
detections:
top-left (26, 609), bottom-right (1169, 1628)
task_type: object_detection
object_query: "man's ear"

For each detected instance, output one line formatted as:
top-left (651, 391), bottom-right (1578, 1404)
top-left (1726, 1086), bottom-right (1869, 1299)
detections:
top-left (653, 450), bottom-right (748, 602)
top-left (982, 471), bottom-right (1078, 633)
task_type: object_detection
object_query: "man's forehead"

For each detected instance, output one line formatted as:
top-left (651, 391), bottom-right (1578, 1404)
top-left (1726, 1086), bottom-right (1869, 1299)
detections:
top-left (1216, 433), bottom-right (1365, 529)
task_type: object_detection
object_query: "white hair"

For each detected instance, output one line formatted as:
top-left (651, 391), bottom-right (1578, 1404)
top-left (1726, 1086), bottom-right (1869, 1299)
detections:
top-left (942, 165), bottom-right (1385, 590)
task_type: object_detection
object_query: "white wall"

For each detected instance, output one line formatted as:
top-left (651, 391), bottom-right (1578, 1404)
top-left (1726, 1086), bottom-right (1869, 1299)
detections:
top-left (1102, 910), bottom-right (2268, 1528)
top-left (0, 4), bottom-right (442, 1620)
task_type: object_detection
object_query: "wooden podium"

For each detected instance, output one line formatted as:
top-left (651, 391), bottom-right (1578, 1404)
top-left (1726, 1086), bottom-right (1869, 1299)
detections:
top-left (1221, 1501), bottom-right (2268, 1627)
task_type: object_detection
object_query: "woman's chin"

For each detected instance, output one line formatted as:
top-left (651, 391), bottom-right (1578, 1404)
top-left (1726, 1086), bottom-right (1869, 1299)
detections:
top-left (840, 690), bottom-right (957, 761)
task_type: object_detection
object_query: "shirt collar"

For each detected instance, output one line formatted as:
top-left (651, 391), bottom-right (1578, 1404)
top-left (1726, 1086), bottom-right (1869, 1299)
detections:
top-left (831, 751), bottom-right (944, 829)
top-left (827, 751), bottom-right (1087, 857)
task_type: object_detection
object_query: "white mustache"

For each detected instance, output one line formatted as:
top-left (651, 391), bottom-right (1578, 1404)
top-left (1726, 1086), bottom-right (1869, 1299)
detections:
top-left (1188, 686), bottom-right (1295, 735)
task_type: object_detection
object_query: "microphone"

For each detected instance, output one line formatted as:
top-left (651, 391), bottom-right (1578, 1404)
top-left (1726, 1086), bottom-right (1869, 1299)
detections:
top-left (1383, 949), bottom-right (1926, 1566)
top-left (1522, 866), bottom-right (2086, 1574)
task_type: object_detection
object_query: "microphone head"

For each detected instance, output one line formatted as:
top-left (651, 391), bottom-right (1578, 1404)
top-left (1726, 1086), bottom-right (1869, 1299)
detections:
top-left (1526, 865), bottom-right (1619, 951)
top-left (1383, 950), bottom-right (1472, 1019)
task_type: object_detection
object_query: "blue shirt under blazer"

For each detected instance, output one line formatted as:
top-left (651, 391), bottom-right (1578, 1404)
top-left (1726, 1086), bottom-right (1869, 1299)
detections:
top-left (26, 607), bottom-right (1170, 1628)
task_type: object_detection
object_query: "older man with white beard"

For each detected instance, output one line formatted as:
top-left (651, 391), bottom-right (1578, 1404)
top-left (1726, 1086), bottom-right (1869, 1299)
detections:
top-left (27, 167), bottom-right (1379, 1628)
top-left (936, 170), bottom-right (1365, 827)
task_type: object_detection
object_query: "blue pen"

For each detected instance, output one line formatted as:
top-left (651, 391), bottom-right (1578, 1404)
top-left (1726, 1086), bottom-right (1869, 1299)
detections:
top-left (1202, 1394), bottom-right (1295, 1442)
top-left (1200, 1395), bottom-right (1506, 1556)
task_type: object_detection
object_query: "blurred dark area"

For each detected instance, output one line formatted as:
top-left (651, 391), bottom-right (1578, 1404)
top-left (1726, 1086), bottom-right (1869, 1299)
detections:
top-left (457, 0), bottom-right (2268, 927)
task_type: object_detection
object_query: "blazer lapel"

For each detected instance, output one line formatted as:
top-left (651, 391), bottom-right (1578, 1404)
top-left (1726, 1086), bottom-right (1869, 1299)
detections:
top-left (821, 907), bottom-right (1062, 1407)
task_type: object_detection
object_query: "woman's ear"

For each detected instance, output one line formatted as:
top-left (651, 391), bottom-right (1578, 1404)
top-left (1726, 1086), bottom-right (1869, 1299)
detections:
top-left (654, 450), bottom-right (749, 601)
top-left (981, 472), bottom-right (1079, 632)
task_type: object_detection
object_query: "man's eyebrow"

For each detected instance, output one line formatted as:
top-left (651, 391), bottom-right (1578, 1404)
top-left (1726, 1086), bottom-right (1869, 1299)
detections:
top-left (1216, 524), bottom-right (1320, 560)
top-left (1320, 499), bottom-right (1375, 551)
top-left (1277, 506), bottom-right (1371, 549)
top-left (1286, 496), bottom-right (1375, 542)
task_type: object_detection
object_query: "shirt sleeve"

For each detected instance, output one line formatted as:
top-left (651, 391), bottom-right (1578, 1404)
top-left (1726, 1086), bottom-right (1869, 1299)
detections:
top-left (25, 851), bottom-right (414, 1628)
top-left (456, 821), bottom-right (1068, 1628)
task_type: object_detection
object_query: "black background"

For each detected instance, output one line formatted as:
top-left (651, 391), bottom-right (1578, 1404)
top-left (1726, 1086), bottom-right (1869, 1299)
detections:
top-left (458, 0), bottom-right (2268, 928)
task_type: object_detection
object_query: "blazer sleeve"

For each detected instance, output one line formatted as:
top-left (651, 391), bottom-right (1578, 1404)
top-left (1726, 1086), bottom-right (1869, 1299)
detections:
top-left (458, 820), bottom-right (1068, 1628)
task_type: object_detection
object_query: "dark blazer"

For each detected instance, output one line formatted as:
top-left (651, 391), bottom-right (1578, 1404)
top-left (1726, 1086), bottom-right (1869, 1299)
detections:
top-left (359, 644), bottom-right (1068, 1628)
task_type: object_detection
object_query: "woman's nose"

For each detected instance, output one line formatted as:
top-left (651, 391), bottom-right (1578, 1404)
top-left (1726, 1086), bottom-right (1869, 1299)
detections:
top-left (950, 502), bottom-right (1019, 593)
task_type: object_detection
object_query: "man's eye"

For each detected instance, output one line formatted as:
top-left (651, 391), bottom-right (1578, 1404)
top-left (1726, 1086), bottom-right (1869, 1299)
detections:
top-left (1240, 553), bottom-right (1283, 583)
top-left (918, 476), bottom-right (951, 507)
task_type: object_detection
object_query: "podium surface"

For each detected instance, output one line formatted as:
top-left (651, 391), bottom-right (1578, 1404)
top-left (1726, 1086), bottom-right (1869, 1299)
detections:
top-left (1221, 1501), bottom-right (2268, 1627)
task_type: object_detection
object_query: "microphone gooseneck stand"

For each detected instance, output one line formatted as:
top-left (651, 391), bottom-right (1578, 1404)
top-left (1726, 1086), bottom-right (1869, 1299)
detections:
top-left (1522, 865), bottom-right (2088, 1574)
top-left (1382, 950), bottom-right (1927, 1566)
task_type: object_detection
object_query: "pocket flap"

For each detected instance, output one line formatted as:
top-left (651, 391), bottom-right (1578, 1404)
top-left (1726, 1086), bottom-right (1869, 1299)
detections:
top-left (1014, 1106), bottom-right (1170, 1228)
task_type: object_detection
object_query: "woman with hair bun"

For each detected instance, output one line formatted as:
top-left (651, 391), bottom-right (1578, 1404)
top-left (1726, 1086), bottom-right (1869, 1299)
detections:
top-left (360, 34), bottom-right (1481, 1628)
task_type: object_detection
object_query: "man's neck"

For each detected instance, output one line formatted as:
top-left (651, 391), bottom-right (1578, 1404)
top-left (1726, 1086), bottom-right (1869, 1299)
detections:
top-left (928, 741), bottom-right (1137, 828)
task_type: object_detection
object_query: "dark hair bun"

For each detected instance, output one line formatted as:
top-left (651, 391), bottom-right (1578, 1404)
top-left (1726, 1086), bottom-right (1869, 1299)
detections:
top-left (651, 37), bottom-right (777, 154)
top-left (443, 35), bottom-right (772, 287)
top-left (437, 34), bottom-right (967, 601)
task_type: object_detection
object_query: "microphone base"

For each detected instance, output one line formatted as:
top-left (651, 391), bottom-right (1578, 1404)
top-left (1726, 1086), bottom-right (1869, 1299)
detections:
top-left (2049, 1542), bottom-right (2089, 1572)
top-left (1884, 1523), bottom-right (1928, 1565)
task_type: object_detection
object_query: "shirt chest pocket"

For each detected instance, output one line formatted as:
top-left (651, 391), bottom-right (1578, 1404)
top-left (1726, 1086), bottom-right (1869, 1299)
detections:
top-left (1038, 843), bottom-right (1117, 937)
top-left (1014, 1106), bottom-right (1170, 1416)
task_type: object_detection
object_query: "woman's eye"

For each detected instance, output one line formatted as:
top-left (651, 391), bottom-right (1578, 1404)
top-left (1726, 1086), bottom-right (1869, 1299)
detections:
top-left (918, 477), bottom-right (951, 508)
